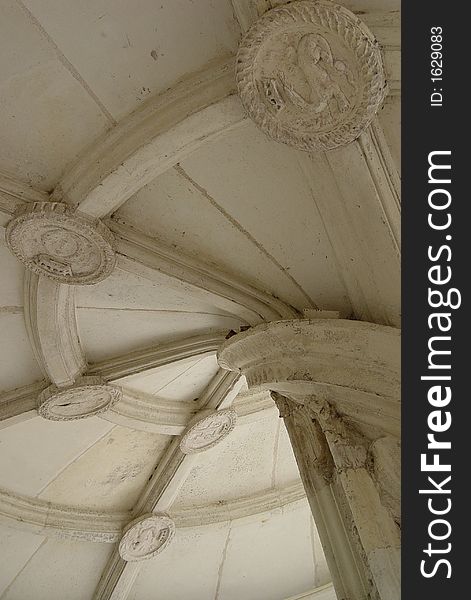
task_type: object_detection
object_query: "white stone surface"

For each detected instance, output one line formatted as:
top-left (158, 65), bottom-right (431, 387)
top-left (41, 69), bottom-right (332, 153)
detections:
top-left (0, 416), bottom-right (113, 496)
top-left (1, 536), bottom-right (114, 600)
top-left (119, 355), bottom-right (220, 405)
top-left (173, 406), bottom-right (293, 507)
top-left (274, 420), bottom-right (302, 488)
top-left (0, 523), bottom-right (44, 596)
top-left (77, 306), bottom-right (242, 363)
top-left (0, 1), bottom-right (400, 597)
top-left (118, 513), bottom-right (175, 562)
top-left (38, 425), bottom-right (170, 511)
top-left (0, 241), bottom-right (24, 308)
top-left (130, 501), bottom-right (327, 600)
top-left (216, 502), bottom-right (318, 600)
top-left (0, 0), bottom-right (110, 190)
top-left (117, 122), bottom-right (354, 311)
top-left (378, 96), bottom-right (401, 174)
top-left (129, 522), bottom-right (231, 600)
top-left (5, 202), bottom-right (116, 285)
top-left (75, 265), bottom-right (241, 315)
top-left (0, 312), bottom-right (43, 391)
top-left (116, 355), bottom-right (209, 397)
top-left (179, 124), bottom-right (352, 311)
top-left (21, 0), bottom-right (240, 120)
top-left (115, 162), bottom-right (316, 312)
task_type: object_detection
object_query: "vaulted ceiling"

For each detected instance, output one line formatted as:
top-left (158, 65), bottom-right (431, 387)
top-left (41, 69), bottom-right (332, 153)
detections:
top-left (0, 1), bottom-right (400, 599)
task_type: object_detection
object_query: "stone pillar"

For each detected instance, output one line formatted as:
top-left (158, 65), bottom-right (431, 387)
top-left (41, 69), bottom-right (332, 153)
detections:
top-left (275, 394), bottom-right (400, 600)
top-left (218, 318), bottom-right (401, 600)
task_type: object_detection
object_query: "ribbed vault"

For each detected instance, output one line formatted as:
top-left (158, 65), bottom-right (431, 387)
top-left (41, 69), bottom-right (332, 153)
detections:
top-left (0, 1), bottom-right (400, 598)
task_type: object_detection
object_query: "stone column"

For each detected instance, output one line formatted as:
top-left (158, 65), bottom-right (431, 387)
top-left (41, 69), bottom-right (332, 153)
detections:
top-left (218, 318), bottom-right (401, 600)
top-left (276, 394), bottom-right (400, 600)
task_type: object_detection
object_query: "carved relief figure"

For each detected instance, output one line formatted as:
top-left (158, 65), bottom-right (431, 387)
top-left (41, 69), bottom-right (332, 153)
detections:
top-left (6, 202), bottom-right (116, 284)
top-left (34, 228), bottom-right (91, 277)
top-left (180, 410), bottom-right (237, 454)
top-left (128, 522), bottom-right (160, 554)
top-left (262, 33), bottom-right (355, 120)
top-left (236, 0), bottom-right (386, 150)
top-left (52, 389), bottom-right (110, 418)
top-left (38, 379), bottom-right (122, 421)
top-left (119, 514), bottom-right (175, 561)
top-left (192, 418), bottom-right (227, 445)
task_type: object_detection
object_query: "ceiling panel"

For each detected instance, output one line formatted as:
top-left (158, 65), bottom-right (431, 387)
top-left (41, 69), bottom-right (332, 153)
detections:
top-left (130, 522), bottom-right (230, 600)
top-left (75, 265), bottom-right (240, 315)
top-left (0, 241), bottom-right (24, 309)
top-left (117, 355), bottom-right (205, 396)
top-left (39, 425), bottom-right (170, 511)
top-left (77, 306), bottom-right (241, 363)
top-left (0, 313), bottom-right (43, 391)
top-left (0, 416), bottom-right (112, 496)
top-left (0, 524), bottom-right (44, 597)
top-left (120, 355), bottom-right (219, 402)
top-left (153, 355), bottom-right (219, 402)
top-left (213, 502), bottom-right (317, 600)
top-left (115, 163), bottom-right (311, 311)
top-left (1, 536), bottom-right (114, 600)
top-left (179, 124), bottom-right (351, 312)
top-left (21, 0), bottom-right (240, 120)
top-left (172, 406), bottom-right (282, 507)
top-left (0, 0), bottom-right (111, 189)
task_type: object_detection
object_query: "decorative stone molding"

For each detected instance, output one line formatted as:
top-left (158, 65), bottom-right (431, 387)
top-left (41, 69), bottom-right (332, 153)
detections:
top-left (24, 273), bottom-right (86, 387)
top-left (89, 332), bottom-right (227, 382)
top-left (274, 393), bottom-right (400, 600)
top-left (0, 171), bottom-right (49, 205)
top-left (53, 59), bottom-right (244, 219)
top-left (93, 367), bottom-right (245, 597)
top-left (0, 487), bottom-right (127, 543)
top-left (37, 377), bottom-right (122, 421)
top-left (5, 202), bottom-right (116, 285)
top-left (220, 321), bottom-right (401, 600)
top-left (272, 393), bottom-right (335, 484)
top-left (109, 219), bottom-right (299, 324)
top-left (0, 381), bottom-right (47, 430)
top-left (296, 132), bottom-right (401, 327)
top-left (369, 436), bottom-right (401, 526)
top-left (179, 409), bottom-right (237, 454)
top-left (0, 483), bottom-right (306, 542)
top-left (306, 395), bottom-right (369, 472)
top-left (218, 318), bottom-right (400, 438)
top-left (194, 369), bottom-right (243, 411)
top-left (171, 481), bottom-right (307, 527)
top-left (133, 370), bottom-right (242, 517)
top-left (0, 378), bottom-right (272, 434)
top-left (118, 513), bottom-right (175, 562)
top-left (236, 0), bottom-right (387, 151)
top-left (0, 172), bottom-right (49, 225)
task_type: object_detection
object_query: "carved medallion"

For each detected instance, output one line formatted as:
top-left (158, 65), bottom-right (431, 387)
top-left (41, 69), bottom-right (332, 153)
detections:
top-left (38, 377), bottom-right (122, 421)
top-left (179, 409), bottom-right (237, 454)
top-left (118, 514), bottom-right (175, 562)
top-left (236, 0), bottom-right (387, 151)
top-left (5, 202), bottom-right (116, 284)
